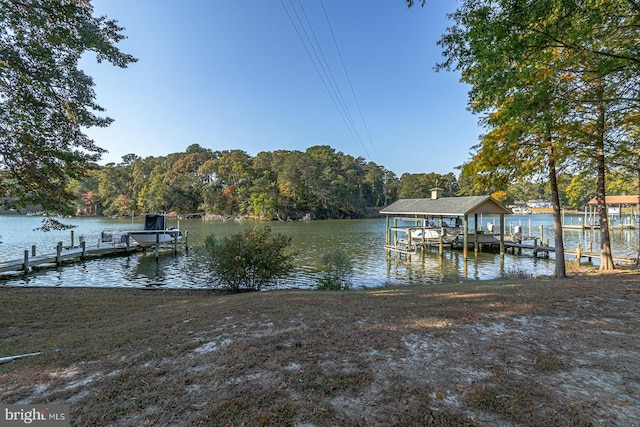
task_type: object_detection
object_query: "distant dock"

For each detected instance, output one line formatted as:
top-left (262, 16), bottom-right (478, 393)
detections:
top-left (499, 238), bottom-right (636, 264)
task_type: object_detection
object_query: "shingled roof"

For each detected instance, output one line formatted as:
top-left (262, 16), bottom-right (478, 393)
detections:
top-left (380, 195), bottom-right (512, 216)
top-left (587, 195), bottom-right (640, 205)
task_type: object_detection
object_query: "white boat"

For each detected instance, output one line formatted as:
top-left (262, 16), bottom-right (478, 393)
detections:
top-left (127, 214), bottom-right (181, 248)
top-left (511, 206), bottom-right (531, 214)
top-left (410, 227), bottom-right (461, 244)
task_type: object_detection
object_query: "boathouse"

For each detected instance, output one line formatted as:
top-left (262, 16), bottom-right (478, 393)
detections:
top-left (587, 195), bottom-right (639, 228)
top-left (380, 189), bottom-right (512, 259)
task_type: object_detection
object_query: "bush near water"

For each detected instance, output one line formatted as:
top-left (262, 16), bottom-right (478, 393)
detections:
top-left (204, 226), bottom-right (294, 291)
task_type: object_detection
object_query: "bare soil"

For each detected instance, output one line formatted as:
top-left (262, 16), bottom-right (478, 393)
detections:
top-left (1, 267), bottom-right (640, 426)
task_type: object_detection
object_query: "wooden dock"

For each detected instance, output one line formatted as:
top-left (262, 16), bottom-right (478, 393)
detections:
top-left (385, 236), bottom-right (637, 265)
top-left (0, 242), bottom-right (142, 274)
top-left (505, 241), bottom-right (637, 264)
top-left (564, 249), bottom-right (637, 264)
top-left (562, 223), bottom-right (600, 230)
top-left (0, 231), bottom-right (189, 276)
top-left (504, 241), bottom-right (554, 257)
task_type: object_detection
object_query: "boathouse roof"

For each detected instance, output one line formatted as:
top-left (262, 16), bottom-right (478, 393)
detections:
top-left (587, 195), bottom-right (640, 205)
top-left (380, 195), bottom-right (512, 217)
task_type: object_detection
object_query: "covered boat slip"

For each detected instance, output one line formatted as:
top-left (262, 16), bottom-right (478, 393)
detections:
top-left (380, 191), bottom-right (512, 260)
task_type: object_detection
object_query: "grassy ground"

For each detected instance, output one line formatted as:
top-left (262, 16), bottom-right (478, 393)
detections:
top-left (1, 268), bottom-right (640, 426)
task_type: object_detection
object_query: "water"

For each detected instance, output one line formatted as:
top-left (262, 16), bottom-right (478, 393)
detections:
top-left (0, 214), bottom-right (637, 289)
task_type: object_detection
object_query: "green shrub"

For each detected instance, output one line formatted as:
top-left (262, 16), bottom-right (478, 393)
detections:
top-left (316, 249), bottom-right (353, 290)
top-left (204, 226), bottom-right (294, 291)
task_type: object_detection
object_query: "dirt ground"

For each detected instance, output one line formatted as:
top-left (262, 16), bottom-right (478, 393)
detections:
top-left (1, 267), bottom-right (640, 426)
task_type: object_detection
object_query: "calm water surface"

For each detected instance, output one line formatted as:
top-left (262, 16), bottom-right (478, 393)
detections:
top-left (0, 214), bottom-right (637, 289)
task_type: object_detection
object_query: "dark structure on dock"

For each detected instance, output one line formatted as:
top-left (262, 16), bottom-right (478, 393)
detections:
top-left (380, 189), bottom-right (512, 260)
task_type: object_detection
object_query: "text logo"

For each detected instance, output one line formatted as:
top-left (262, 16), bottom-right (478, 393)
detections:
top-left (1, 404), bottom-right (69, 426)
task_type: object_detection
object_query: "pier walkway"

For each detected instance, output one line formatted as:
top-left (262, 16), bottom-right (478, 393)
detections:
top-left (0, 231), bottom-right (189, 276)
top-left (504, 240), bottom-right (636, 263)
top-left (0, 241), bottom-right (144, 274)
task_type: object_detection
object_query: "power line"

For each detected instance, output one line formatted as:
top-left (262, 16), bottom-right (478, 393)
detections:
top-left (319, 0), bottom-right (378, 162)
top-left (279, 0), bottom-right (375, 161)
top-left (295, 0), bottom-right (365, 149)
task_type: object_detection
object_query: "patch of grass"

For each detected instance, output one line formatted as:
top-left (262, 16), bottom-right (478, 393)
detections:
top-left (503, 266), bottom-right (532, 279)
top-left (203, 393), bottom-right (298, 427)
top-left (315, 371), bottom-right (372, 396)
top-left (467, 378), bottom-right (593, 427)
top-left (394, 387), bottom-right (480, 427)
top-left (398, 409), bottom-right (481, 427)
top-left (529, 350), bottom-right (566, 374)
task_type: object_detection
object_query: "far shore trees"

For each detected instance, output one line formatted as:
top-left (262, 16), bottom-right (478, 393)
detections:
top-left (71, 145), bottom-right (417, 220)
top-left (0, 0), bottom-right (136, 214)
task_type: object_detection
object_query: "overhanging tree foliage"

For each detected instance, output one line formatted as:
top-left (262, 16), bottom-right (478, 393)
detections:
top-left (0, 0), bottom-right (136, 214)
top-left (433, 1), bottom-right (576, 277)
top-left (409, 0), bottom-right (640, 273)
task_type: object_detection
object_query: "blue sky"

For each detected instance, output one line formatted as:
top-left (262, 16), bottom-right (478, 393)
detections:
top-left (82, 0), bottom-right (480, 176)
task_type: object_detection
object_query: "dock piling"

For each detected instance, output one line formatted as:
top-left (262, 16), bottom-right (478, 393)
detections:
top-left (23, 250), bottom-right (29, 273)
top-left (155, 233), bottom-right (160, 260)
top-left (576, 243), bottom-right (582, 262)
top-left (31, 245), bottom-right (36, 257)
top-left (173, 231), bottom-right (178, 255)
top-left (56, 242), bottom-right (63, 265)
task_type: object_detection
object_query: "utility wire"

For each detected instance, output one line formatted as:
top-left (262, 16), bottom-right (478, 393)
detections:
top-left (295, 0), bottom-right (365, 150)
top-left (280, 0), bottom-right (373, 161)
top-left (320, 0), bottom-right (378, 162)
top-left (280, 0), bottom-right (362, 149)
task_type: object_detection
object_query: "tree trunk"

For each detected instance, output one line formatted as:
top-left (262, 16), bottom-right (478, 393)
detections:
top-left (637, 169), bottom-right (640, 266)
top-left (595, 93), bottom-right (615, 271)
top-left (547, 145), bottom-right (566, 278)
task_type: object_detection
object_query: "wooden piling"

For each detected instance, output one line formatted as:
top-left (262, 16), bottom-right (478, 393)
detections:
top-left (155, 233), bottom-right (160, 260)
top-left (576, 243), bottom-right (582, 262)
top-left (56, 242), bottom-right (62, 265)
top-left (23, 250), bottom-right (29, 273)
top-left (473, 213), bottom-right (479, 255)
top-left (31, 245), bottom-right (36, 257)
top-left (173, 231), bottom-right (178, 255)
top-left (439, 216), bottom-right (444, 256)
top-left (462, 215), bottom-right (468, 261)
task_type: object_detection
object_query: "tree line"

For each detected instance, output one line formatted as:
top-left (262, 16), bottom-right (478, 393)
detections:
top-left (68, 144), bottom-right (460, 219)
top-left (67, 140), bottom-right (639, 220)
